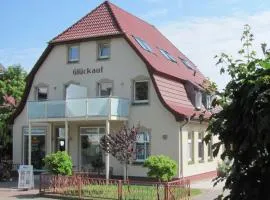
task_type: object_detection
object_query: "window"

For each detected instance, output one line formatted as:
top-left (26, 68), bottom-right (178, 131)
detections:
top-left (135, 131), bottom-right (150, 162)
top-left (36, 87), bottom-right (48, 101)
top-left (134, 36), bottom-right (152, 52)
top-left (203, 93), bottom-right (212, 109)
top-left (133, 80), bottom-right (149, 103)
top-left (208, 136), bottom-right (213, 161)
top-left (160, 49), bottom-right (177, 63)
top-left (195, 91), bottom-right (202, 109)
top-left (198, 132), bottom-right (204, 162)
top-left (68, 45), bottom-right (79, 62)
top-left (80, 127), bottom-right (105, 170)
top-left (188, 132), bottom-right (194, 164)
top-left (179, 57), bottom-right (195, 69)
top-left (98, 43), bottom-right (110, 59)
top-left (98, 82), bottom-right (113, 97)
top-left (23, 127), bottom-right (46, 170)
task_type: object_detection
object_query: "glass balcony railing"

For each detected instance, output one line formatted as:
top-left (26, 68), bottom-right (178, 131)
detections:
top-left (27, 97), bottom-right (129, 120)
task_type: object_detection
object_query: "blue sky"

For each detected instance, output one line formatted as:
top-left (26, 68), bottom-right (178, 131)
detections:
top-left (1, 0), bottom-right (270, 88)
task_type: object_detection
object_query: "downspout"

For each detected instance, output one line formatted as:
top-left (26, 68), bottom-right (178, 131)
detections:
top-left (179, 117), bottom-right (190, 178)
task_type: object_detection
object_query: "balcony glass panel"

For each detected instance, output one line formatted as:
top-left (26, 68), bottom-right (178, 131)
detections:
top-left (47, 101), bottom-right (65, 118)
top-left (66, 99), bottom-right (87, 117)
top-left (87, 98), bottom-right (109, 116)
top-left (111, 98), bottom-right (129, 117)
top-left (28, 102), bottom-right (46, 119)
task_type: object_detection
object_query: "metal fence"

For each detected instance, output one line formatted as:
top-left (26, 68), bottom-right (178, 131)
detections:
top-left (40, 173), bottom-right (190, 200)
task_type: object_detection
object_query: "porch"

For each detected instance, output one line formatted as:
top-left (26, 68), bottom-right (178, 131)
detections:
top-left (26, 97), bottom-right (130, 180)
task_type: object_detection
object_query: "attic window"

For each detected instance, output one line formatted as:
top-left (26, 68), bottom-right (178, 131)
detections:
top-left (179, 57), bottom-right (195, 69)
top-left (160, 49), bottom-right (177, 63)
top-left (134, 36), bottom-right (152, 52)
top-left (195, 91), bottom-right (202, 110)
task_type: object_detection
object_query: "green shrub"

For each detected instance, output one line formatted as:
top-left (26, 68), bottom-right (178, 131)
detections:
top-left (43, 151), bottom-right (73, 176)
top-left (143, 155), bottom-right (177, 182)
top-left (217, 159), bottom-right (231, 177)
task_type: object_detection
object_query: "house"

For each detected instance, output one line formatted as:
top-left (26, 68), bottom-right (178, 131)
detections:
top-left (11, 1), bottom-right (220, 179)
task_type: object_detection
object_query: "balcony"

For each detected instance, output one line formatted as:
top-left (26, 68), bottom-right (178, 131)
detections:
top-left (27, 97), bottom-right (129, 121)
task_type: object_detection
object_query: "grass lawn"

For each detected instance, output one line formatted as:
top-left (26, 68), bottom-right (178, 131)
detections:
top-left (59, 184), bottom-right (201, 199)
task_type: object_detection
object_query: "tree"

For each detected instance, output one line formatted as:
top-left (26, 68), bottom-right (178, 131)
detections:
top-left (0, 65), bottom-right (27, 158)
top-left (100, 127), bottom-right (137, 181)
top-left (205, 24), bottom-right (270, 200)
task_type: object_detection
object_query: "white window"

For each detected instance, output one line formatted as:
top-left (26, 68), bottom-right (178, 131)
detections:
top-left (198, 132), bottom-right (204, 162)
top-left (98, 82), bottom-right (113, 97)
top-left (133, 80), bottom-right (149, 103)
top-left (68, 45), bottom-right (79, 62)
top-left (98, 43), bottom-right (110, 59)
top-left (135, 131), bottom-right (150, 162)
top-left (208, 136), bottom-right (213, 161)
top-left (36, 87), bottom-right (48, 101)
top-left (160, 49), bottom-right (177, 63)
top-left (188, 132), bottom-right (194, 163)
top-left (134, 36), bottom-right (152, 52)
top-left (179, 57), bottom-right (195, 70)
top-left (195, 91), bottom-right (202, 109)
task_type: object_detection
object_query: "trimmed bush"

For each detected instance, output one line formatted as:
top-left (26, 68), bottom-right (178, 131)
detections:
top-left (43, 151), bottom-right (73, 176)
top-left (143, 155), bottom-right (177, 182)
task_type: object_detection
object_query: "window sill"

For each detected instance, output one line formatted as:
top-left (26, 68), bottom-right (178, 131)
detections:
top-left (132, 101), bottom-right (149, 106)
top-left (132, 161), bottom-right (145, 165)
top-left (97, 57), bottom-right (110, 61)
top-left (67, 60), bottom-right (79, 64)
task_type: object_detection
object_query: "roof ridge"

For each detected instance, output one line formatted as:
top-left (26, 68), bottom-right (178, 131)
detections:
top-left (105, 1), bottom-right (124, 33)
top-left (107, 1), bottom-right (156, 31)
top-left (50, 1), bottom-right (121, 43)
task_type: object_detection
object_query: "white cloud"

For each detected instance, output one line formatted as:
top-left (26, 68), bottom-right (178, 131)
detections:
top-left (141, 8), bottom-right (168, 19)
top-left (0, 47), bottom-right (44, 72)
top-left (159, 11), bottom-right (270, 90)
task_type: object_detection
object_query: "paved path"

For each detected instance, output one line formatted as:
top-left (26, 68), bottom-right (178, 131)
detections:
top-left (191, 178), bottom-right (229, 200)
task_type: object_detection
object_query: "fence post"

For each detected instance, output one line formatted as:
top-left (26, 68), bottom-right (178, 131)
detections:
top-left (164, 183), bottom-right (169, 200)
top-left (78, 175), bottom-right (82, 199)
top-left (118, 180), bottom-right (122, 200)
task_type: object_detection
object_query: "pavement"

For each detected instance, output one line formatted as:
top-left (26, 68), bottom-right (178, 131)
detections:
top-left (191, 178), bottom-right (229, 200)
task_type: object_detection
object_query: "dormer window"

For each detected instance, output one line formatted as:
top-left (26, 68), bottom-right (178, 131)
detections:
top-left (68, 45), bottom-right (79, 63)
top-left (98, 42), bottom-right (110, 59)
top-left (160, 49), bottom-right (177, 63)
top-left (134, 36), bottom-right (152, 52)
top-left (179, 57), bottom-right (195, 70)
top-left (195, 91), bottom-right (202, 110)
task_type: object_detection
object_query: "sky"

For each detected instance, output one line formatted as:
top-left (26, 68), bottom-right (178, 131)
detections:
top-left (1, 0), bottom-right (270, 89)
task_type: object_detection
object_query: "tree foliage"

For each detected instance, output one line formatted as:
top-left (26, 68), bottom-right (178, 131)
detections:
top-left (143, 155), bottom-right (177, 182)
top-left (0, 65), bottom-right (27, 157)
top-left (100, 127), bottom-right (137, 180)
top-left (206, 24), bottom-right (270, 200)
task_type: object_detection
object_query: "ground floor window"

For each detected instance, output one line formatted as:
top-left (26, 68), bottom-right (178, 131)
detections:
top-left (23, 127), bottom-right (46, 170)
top-left (80, 127), bottom-right (105, 170)
top-left (188, 132), bottom-right (194, 164)
top-left (135, 130), bottom-right (150, 162)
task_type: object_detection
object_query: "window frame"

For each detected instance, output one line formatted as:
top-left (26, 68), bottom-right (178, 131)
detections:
top-left (135, 129), bottom-right (151, 163)
top-left (195, 91), bottom-right (202, 110)
top-left (188, 131), bottom-right (194, 164)
top-left (133, 80), bottom-right (149, 104)
top-left (67, 45), bottom-right (80, 63)
top-left (159, 49), bottom-right (177, 63)
top-left (134, 36), bottom-right (152, 52)
top-left (97, 42), bottom-right (110, 60)
top-left (97, 79), bottom-right (113, 97)
top-left (35, 84), bottom-right (49, 101)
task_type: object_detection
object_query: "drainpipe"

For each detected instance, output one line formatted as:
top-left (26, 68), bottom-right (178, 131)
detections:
top-left (179, 117), bottom-right (190, 178)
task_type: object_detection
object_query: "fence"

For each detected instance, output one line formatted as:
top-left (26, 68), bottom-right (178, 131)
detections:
top-left (40, 173), bottom-right (190, 200)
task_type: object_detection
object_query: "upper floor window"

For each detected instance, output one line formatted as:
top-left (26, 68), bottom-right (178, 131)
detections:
top-left (36, 86), bottom-right (48, 101)
top-left (98, 43), bottom-right (110, 59)
top-left (68, 45), bottom-right (79, 63)
top-left (160, 49), bottom-right (177, 63)
top-left (135, 130), bottom-right (150, 162)
top-left (133, 80), bottom-right (149, 104)
top-left (98, 82), bottom-right (113, 97)
top-left (195, 91), bottom-right (202, 110)
top-left (134, 36), bottom-right (152, 52)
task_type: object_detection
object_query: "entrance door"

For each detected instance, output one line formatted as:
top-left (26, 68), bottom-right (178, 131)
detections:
top-left (54, 127), bottom-right (66, 152)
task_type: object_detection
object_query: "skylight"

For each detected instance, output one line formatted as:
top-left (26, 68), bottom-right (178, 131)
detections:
top-left (160, 49), bottom-right (177, 63)
top-left (134, 36), bottom-right (152, 52)
top-left (179, 57), bottom-right (195, 69)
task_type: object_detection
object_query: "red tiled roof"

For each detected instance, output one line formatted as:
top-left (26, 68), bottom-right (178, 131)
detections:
top-left (52, 2), bottom-right (122, 43)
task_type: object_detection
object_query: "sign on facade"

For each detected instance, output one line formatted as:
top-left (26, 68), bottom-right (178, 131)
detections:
top-left (18, 165), bottom-right (34, 189)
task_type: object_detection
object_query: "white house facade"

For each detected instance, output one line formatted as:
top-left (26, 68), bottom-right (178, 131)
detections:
top-left (11, 1), bottom-right (220, 179)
